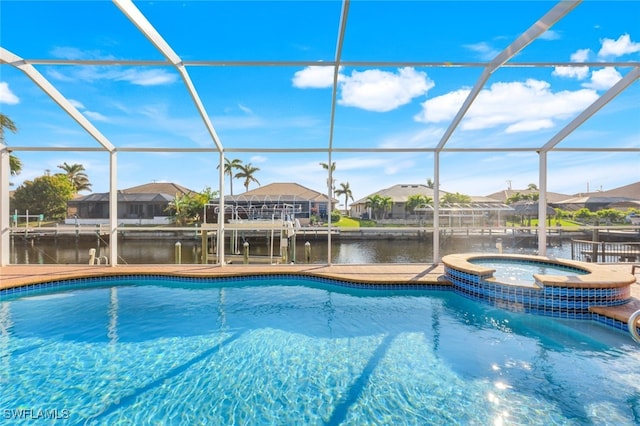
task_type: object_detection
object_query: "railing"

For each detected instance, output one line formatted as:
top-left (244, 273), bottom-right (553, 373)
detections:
top-left (571, 240), bottom-right (640, 263)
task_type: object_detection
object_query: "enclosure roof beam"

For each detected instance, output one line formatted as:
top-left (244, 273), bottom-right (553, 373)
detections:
top-left (113, 0), bottom-right (224, 153)
top-left (541, 66), bottom-right (640, 152)
top-left (435, 0), bottom-right (581, 152)
top-left (0, 47), bottom-right (116, 152)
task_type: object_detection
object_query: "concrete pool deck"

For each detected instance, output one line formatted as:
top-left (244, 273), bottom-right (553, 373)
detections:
top-left (1, 262), bottom-right (638, 331)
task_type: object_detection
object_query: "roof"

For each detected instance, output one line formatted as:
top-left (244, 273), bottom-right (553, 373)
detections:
top-left (68, 182), bottom-right (193, 203)
top-left (486, 189), bottom-right (570, 203)
top-left (122, 182), bottom-right (195, 196)
top-left (221, 183), bottom-right (333, 203)
top-left (551, 195), bottom-right (639, 212)
top-left (69, 192), bottom-right (175, 203)
top-left (571, 181), bottom-right (640, 199)
top-left (352, 184), bottom-right (443, 205)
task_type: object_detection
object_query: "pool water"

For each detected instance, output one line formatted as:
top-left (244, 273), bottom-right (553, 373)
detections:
top-left (469, 259), bottom-right (588, 285)
top-left (1, 277), bottom-right (639, 425)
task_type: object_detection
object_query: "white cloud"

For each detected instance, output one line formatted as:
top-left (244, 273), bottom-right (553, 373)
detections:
top-left (293, 67), bottom-right (434, 113)
top-left (50, 46), bottom-right (115, 61)
top-left (415, 79), bottom-right (599, 133)
top-left (115, 69), bottom-right (178, 86)
top-left (84, 111), bottom-right (109, 122)
top-left (238, 104), bottom-right (253, 114)
top-left (570, 49), bottom-right (591, 63)
top-left (582, 67), bottom-right (623, 90)
top-left (0, 82), bottom-right (19, 104)
top-left (552, 49), bottom-right (590, 80)
top-left (598, 34), bottom-right (640, 58)
top-left (48, 66), bottom-right (178, 86)
top-left (539, 30), bottom-right (561, 41)
top-left (46, 69), bottom-right (75, 82)
top-left (505, 119), bottom-right (554, 134)
top-left (553, 66), bottom-right (590, 79)
top-left (463, 42), bottom-right (500, 61)
top-left (379, 128), bottom-right (443, 149)
top-left (338, 67), bottom-right (434, 112)
top-left (250, 155), bottom-right (267, 163)
top-left (292, 66), bottom-right (337, 88)
top-left (69, 99), bottom-right (85, 109)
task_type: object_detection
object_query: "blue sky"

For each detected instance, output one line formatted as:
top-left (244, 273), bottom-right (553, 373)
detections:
top-left (1, 0), bottom-right (639, 206)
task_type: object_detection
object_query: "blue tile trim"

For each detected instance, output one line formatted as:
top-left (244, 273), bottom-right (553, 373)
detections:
top-left (0, 274), bottom-right (451, 302)
top-left (445, 263), bottom-right (632, 326)
top-left (1, 272), bottom-right (633, 337)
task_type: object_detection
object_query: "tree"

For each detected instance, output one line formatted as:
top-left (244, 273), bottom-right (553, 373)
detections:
top-left (166, 186), bottom-right (218, 226)
top-left (574, 208), bottom-right (596, 224)
top-left (426, 178), bottom-right (435, 189)
top-left (405, 194), bottom-right (432, 214)
top-left (320, 161), bottom-right (336, 209)
top-left (57, 162), bottom-right (92, 193)
top-left (11, 174), bottom-right (76, 220)
top-left (365, 194), bottom-right (393, 220)
top-left (235, 163), bottom-right (260, 191)
top-left (9, 154), bottom-right (22, 178)
top-left (441, 192), bottom-right (472, 204)
top-left (217, 157), bottom-right (242, 195)
top-left (506, 190), bottom-right (539, 204)
top-left (0, 113), bottom-right (22, 177)
top-left (334, 182), bottom-right (354, 215)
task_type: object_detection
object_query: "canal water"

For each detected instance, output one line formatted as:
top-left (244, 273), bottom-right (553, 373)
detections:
top-left (9, 236), bottom-right (573, 265)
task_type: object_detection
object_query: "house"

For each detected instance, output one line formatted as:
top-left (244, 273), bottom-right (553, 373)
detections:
top-left (349, 184), bottom-right (443, 220)
top-left (551, 182), bottom-right (640, 212)
top-left (66, 182), bottom-right (195, 225)
top-left (485, 188), bottom-right (570, 204)
top-left (207, 182), bottom-right (334, 225)
top-left (350, 184), bottom-right (513, 226)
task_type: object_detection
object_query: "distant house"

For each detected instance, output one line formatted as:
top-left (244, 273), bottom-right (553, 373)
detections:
top-left (350, 184), bottom-right (513, 226)
top-left (66, 182), bottom-right (195, 225)
top-left (349, 184), bottom-right (443, 220)
top-left (550, 182), bottom-right (640, 212)
top-left (485, 188), bottom-right (570, 204)
top-left (207, 182), bottom-right (334, 225)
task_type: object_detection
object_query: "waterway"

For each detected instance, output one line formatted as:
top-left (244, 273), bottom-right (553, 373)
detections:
top-left (8, 235), bottom-right (573, 265)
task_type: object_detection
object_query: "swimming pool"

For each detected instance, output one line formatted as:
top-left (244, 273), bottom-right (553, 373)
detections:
top-left (1, 276), bottom-right (639, 425)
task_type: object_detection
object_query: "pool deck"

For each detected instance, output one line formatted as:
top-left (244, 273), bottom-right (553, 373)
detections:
top-left (1, 262), bottom-right (639, 329)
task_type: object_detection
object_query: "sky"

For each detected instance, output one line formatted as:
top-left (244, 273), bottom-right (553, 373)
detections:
top-left (1, 0), bottom-right (639, 207)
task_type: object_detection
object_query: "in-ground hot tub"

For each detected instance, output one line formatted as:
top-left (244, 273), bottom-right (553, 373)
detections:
top-left (442, 253), bottom-right (636, 319)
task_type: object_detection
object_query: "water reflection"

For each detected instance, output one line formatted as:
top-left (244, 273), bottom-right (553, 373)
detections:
top-left (9, 236), bottom-right (572, 265)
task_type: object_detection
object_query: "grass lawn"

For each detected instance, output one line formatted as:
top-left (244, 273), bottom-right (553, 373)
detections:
top-left (508, 219), bottom-right (582, 228)
top-left (334, 216), bottom-right (360, 228)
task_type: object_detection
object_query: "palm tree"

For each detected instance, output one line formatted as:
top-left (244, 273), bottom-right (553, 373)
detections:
top-left (235, 163), bottom-right (260, 192)
top-left (57, 162), bottom-right (92, 193)
top-left (334, 182), bottom-right (354, 215)
top-left (405, 194), bottom-right (432, 214)
top-left (320, 161), bottom-right (336, 209)
top-left (9, 154), bottom-right (22, 177)
top-left (441, 192), bottom-right (471, 204)
top-left (0, 113), bottom-right (22, 177)
top-left (217, 157), bottom-right (243, 195)
top-left (365, 194), bottom-right (392, 220)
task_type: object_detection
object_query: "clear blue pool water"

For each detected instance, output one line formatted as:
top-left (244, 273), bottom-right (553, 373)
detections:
top-left (468, 259), bottom-right (588, 285)
top-left (1, 277), bottom-right (639, 425)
